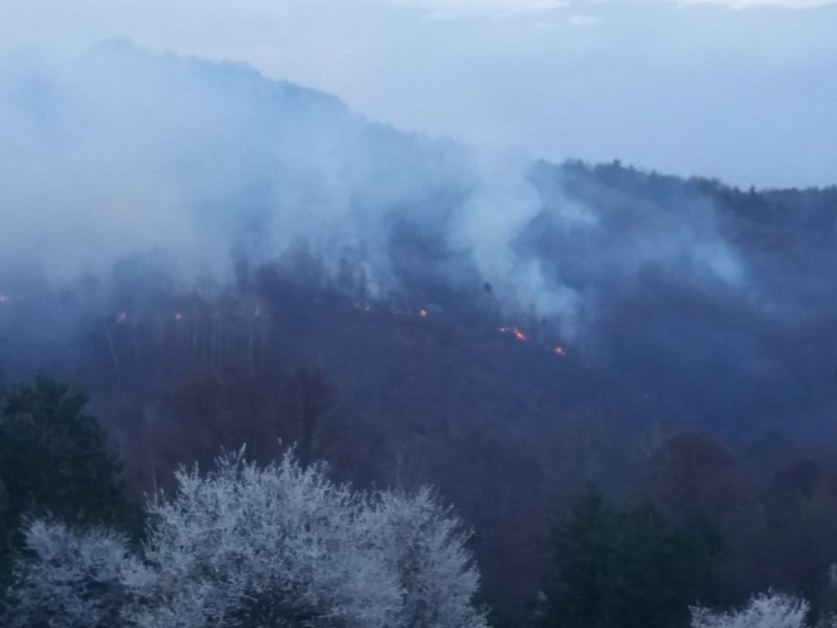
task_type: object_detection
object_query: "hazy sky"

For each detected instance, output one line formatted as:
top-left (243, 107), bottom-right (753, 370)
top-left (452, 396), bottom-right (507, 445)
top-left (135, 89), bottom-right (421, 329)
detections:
top-left (1, 0), bottom-right (835, 188)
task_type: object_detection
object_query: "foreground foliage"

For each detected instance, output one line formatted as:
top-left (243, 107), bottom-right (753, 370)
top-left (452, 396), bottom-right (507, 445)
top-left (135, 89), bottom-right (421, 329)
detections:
top-left (538, 485), bottom-right (725, 628)
top-left (0, 377), bottom-right (136, 605)
top-left (5, 450), bottom-right (487, 628)
top-left (691, 592), bottom-right (811, 628)
top-left (0, 377), bottom-right (129, 528)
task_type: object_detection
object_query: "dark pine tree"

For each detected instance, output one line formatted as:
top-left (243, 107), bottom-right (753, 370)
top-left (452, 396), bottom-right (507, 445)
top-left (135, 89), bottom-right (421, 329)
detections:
top-left (539, 485), bottom-right (725, 628)
top-left (0, 376), bottom-right (139, 587)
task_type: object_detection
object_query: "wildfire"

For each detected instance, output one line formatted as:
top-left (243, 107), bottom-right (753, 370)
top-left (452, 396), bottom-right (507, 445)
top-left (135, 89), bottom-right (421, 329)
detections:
top-left (499, 324), bottom-right (566, 358)
top-left (499, 326), bottom-right (528, 343)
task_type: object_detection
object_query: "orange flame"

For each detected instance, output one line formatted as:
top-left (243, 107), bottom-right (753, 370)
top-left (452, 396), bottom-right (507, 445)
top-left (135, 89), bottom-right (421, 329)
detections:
top-left (499, 326), bottom-right (528, 343)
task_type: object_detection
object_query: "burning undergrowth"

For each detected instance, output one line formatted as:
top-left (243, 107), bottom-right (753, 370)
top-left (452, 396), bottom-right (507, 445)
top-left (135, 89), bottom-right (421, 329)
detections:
top-left (1, 41), bottom-right (837, 452)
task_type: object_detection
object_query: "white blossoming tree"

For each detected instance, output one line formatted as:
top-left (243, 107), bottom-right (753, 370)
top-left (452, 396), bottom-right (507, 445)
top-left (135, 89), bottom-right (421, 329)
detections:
top-left (6, 520), bottom-right (149, 628)
top-left (374, 488), bottom-right (486, 628)
top-left (690, 592), bottom-right (810, 628)
top-left (5, 450), bottom-right (488, 628)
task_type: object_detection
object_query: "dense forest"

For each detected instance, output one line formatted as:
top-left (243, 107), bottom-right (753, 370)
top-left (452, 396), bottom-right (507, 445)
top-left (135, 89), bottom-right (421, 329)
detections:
top-left (2, 44), bottom-right (837, 627)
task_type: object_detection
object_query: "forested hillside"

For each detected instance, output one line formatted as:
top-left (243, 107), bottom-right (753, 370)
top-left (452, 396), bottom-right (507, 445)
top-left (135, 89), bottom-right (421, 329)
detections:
top-left (2, 44), bottom-right (837, 627)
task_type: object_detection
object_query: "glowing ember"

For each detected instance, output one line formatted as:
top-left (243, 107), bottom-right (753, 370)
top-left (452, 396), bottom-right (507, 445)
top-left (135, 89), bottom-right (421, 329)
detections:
top-left (499, 326), bottom-right (528, 342)
top-left (0, 294), bottom-right (10, 303)
top-left (554, 346), bottom-right (566, 357)
top-left (418, 309), bottom-right (428, 317)
top-left (116, 311), bottom-right (128, 323)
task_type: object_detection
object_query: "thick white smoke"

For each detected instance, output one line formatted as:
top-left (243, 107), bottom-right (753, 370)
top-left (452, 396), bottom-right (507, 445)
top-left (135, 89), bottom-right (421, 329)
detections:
top-left (0, 41), bottom-right (747, 342)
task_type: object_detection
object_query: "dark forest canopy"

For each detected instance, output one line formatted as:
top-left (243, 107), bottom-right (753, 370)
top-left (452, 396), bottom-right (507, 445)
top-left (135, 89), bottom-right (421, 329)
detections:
top-left (1, 163), bottom-right (836, 624)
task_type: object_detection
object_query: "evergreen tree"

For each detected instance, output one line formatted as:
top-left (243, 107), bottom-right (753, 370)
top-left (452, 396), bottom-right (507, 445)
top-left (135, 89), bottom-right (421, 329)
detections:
top-left (539, 486), bottom-right (725, 628)
top-left (602, 502), bottom-right (679, 628)
top-left (540, 485), bottom-right (618, 628)
top-left (0, 376), bottom-right (138, 606)
top-left (0, 376), bottom-right (131, 530)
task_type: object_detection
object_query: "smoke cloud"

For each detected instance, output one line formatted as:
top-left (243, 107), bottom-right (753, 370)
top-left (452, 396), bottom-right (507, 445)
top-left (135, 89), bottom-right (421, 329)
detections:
top-left (0, 41), bottom-right (750, 342)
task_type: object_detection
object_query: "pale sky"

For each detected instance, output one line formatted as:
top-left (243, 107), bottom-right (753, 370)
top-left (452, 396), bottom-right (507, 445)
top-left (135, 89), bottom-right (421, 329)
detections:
top-left (1, 0), bottom-right (835, 188)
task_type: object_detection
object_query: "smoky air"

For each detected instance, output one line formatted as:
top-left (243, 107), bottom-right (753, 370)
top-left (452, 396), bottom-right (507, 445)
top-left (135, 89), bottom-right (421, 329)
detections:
top-left (2, 40), bottom-right (837, 628)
